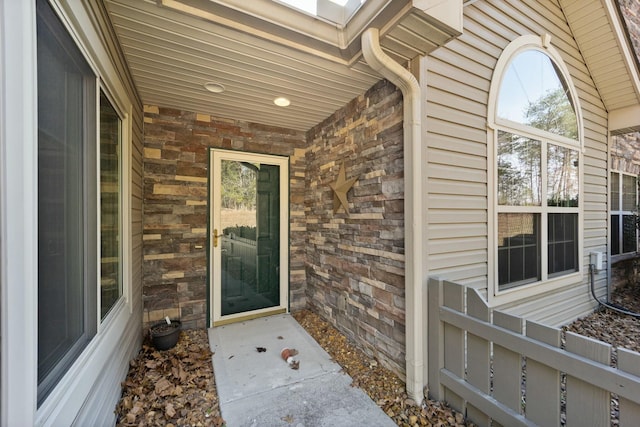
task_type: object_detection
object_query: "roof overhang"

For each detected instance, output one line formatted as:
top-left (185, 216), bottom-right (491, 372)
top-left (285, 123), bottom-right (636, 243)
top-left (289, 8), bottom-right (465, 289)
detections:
top-left (560, 0), bottom-right (640, 134)
top-left (610, 105), bottom-right (640, 134)
top-left (161, 0), bottom-right (463, 66)
top-left (105, 0), bottom-right (462, 130)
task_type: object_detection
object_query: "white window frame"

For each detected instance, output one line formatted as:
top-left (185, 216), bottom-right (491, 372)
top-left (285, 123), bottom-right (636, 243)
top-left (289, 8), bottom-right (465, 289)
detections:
top-left (610, 170), bottom-right (638, 259)
top-left (98, 86), bottom-right (131, 325)
top-left (487, 34), bottom-right (585, 305)
top-left (2, 0), bottom-right (135, 423)
top-left (34, 0), bottom-right (134, 423)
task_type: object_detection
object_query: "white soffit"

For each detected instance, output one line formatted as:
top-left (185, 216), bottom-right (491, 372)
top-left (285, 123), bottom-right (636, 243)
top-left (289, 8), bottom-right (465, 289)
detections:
top-left (560, 0), bottom-right (640, 114)
top-left (104, 0), bottom-right (463, 131)
top-left (105, 0), bottom-right (380, 131)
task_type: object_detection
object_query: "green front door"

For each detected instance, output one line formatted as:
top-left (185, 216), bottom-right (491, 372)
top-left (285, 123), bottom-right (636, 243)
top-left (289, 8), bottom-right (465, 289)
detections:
top-left (210, 150), bottom-right (288, 326)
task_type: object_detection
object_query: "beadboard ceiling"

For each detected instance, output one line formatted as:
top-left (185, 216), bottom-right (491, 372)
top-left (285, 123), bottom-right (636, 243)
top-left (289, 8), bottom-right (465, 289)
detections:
top-left (104, 0), bottom-right (640, 132)
top-left (103, 0), bottom-right (460, 131)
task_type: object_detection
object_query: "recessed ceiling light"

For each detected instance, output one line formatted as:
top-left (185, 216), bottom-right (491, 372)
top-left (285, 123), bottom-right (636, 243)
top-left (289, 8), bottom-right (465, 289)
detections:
top-left (204, 82), bottom-right (225, 93)
top-left (274, 97), bottom-right (291, 107)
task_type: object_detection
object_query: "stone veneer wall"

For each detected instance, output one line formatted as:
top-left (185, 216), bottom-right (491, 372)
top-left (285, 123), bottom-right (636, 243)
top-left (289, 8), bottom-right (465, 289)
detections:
top-left (142, 106), bottom-right (307, 328)
top-left (611, 132), bottom-right (640, 290)
top-left (305, 79), bottom-right (406, 376)
top-left (619, 0), bottom-right (639, 61)
top-left (611, 132), bottom-right (640, 175)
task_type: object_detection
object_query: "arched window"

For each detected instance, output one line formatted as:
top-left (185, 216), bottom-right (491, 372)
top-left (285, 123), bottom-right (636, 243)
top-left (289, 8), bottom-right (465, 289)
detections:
top-left (489, 35), bottom-right (583, 299)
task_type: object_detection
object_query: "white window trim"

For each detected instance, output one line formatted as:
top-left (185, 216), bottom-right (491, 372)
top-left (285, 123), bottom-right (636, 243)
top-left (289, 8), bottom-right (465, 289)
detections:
top-left (487, 34), bottom-right (585, 306)
top-left (1, 1), bottom-right (39, 425)
top-left (34, 0), bottom-right (135, 423)
top-left (2, 0), bottom-right (136, 423)
top-left (609, 170), bottom-right (638, 260)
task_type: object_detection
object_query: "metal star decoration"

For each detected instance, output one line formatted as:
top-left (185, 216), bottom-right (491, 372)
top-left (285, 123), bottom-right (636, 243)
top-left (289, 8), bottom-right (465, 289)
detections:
top-left (330, 162), bottom-right (358, 215)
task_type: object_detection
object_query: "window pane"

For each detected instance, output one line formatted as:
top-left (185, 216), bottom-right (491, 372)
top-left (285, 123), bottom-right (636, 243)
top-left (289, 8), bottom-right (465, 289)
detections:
top-left (498, 131), bottom-right (541, 206)
top-left (498, 213), bottom-right (541, 289)
top-left (547, 144), bottom-right (579, 207)
top-left (623, 214), bottom-right (637, 254)
top-left (622, 174), bottom-right (637, 211)
top-left (612, 215), bottom-right (621, 256)
top-left (37, 0), bottom-right (96, 405)
top-left (497, 50), bottom-right (578, 139)
top-left (548, 213), bottom-right (578, 276)
top-left (100, 92), bottom-right (122, 318)
top-left (611, 172), bottom-right (620, 211)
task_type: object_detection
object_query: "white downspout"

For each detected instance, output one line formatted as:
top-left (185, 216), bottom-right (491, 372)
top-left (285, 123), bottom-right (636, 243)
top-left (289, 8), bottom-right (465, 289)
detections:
top-left (361, 28), bottom-right (424, 404)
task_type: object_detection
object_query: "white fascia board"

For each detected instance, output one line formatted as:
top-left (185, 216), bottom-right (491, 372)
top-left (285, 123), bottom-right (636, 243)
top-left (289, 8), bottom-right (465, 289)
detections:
top-left (412, 0), bottom-right (463, 35)
top-left (603, 0), bottom-right (640, 104)
top-left (609, 104), bottom-right (640, 134)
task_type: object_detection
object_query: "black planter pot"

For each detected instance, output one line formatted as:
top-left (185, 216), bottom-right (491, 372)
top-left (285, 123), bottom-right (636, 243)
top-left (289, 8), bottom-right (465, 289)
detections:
top-left (150, 320), bottom-right (181, 350)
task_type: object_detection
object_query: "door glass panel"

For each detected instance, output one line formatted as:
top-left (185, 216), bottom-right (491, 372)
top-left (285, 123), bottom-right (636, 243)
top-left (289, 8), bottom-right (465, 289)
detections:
top-left (220, 160), bottom-right (280, 315)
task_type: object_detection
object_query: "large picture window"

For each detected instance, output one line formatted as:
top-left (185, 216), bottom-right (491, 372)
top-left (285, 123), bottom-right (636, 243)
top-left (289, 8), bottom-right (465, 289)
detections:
top-left (492, 37), bottom-right (582, 294)
top-left (37, 0), bottom-right (97, 404)
top-left (37, 0), bottom-right (125, 405)
top-left (610, 171), bottom-right (638, 256)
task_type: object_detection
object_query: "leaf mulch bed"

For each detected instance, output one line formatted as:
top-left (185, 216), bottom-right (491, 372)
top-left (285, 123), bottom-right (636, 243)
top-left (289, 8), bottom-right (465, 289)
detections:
top-left (564, 282), bottom-right (640, 355)
top-left (115, 313), bottom-right (471, 427)
top-left (115, 329), bottom-right (224, 427)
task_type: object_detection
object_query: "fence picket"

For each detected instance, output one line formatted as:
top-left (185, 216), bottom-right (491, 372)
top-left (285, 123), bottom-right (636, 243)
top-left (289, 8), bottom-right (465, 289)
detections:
top-left (493, 311), bottom-right (524, 415)
top-left (442, 281), bottom-right (466, 413)
top-left (432, 278), bottom-right (640, 427)
top-left (525, 320), bottom-right (561, 427)
top-left (466, 290), bottom-right (491, 427)
top-left (618, 348), bottom-right (640, 427)
top-left (565, 331), bottom-right (611, 426)
top-left (428, 277), bottom-right (445, 401)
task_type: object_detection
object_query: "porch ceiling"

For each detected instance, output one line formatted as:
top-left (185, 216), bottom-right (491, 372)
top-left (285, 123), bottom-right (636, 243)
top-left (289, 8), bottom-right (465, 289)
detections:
top-left (103, 0), bottom-right (462, 131)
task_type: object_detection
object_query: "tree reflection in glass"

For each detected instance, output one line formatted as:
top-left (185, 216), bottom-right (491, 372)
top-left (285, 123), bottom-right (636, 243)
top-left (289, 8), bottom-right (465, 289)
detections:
top-left (547, 144), bottom-right (578, 207)
top-left (498, 50), bottom-right (577, 139)
top-left (498, 131), bottom-right (541, 206)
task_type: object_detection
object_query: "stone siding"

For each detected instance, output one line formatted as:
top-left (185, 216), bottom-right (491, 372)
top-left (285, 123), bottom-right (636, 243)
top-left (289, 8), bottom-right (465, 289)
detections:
top-left (611, 132), bottom-right (640, 175)
top-left (611, 132), bottom-right (640, 291)
top-left (142, 106), bottom-right (307, 328)
top-left (305, 79), bottom-right (406, 376)
top-left (619, 0), bottom-right (640, 61)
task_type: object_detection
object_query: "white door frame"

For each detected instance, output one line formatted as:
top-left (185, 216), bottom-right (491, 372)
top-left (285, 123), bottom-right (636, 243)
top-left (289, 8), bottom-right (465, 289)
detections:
top-left (209, 149), bottom-right (289, 326)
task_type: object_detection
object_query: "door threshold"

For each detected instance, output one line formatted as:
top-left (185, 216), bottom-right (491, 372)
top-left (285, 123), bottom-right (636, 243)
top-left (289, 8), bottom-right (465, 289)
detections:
top-left (213, 307), bottom-right (287, 327)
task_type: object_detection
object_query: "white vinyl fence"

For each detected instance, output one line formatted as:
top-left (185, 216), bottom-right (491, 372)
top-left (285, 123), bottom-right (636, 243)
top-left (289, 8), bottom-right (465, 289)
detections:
top-left (427, 278), bottom-right (640, 427)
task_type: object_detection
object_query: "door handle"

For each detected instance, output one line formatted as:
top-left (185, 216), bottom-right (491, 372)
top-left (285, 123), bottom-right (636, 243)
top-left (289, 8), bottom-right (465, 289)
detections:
top-left (213, 229), bottom-right (222, 247)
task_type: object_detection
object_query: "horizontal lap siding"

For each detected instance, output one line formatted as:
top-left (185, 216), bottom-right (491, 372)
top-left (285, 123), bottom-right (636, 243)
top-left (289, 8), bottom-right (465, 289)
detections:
top-left (427, 0), bottom-right (608, 324)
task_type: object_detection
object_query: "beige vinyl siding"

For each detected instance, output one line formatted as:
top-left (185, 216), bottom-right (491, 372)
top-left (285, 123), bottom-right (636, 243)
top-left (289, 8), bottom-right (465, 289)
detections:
top-left (131, 93), bottom-right (145, 320)
top-left (426, 0), bottom-right (608, 325)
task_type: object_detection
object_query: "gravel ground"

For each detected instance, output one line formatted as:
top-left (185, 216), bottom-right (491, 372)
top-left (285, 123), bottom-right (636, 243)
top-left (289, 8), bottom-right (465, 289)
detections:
top-left (115, 283), bottom-right (640, 426)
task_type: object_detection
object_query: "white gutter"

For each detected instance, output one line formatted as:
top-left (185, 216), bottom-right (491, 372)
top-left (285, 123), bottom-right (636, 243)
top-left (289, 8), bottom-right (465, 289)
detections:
top-left (361, 27), bottom-right (424, 404)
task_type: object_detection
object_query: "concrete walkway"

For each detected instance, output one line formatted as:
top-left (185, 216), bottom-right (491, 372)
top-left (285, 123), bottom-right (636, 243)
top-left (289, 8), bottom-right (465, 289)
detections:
top-left (208, 314), bottom-right (396, 427)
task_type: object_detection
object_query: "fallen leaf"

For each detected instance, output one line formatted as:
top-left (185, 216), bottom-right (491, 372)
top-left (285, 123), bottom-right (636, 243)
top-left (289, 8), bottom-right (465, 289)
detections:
top-left (281, 414), bottom-right (295, 423)
top-left (154, 378), bottom-right (172, 396)
top-left (165, 402), bottom-right (176, 418)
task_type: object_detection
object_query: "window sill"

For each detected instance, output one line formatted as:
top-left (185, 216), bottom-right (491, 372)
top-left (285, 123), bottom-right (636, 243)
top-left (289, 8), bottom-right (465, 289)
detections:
top-left (488, 270), bottom-right (583, 306)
